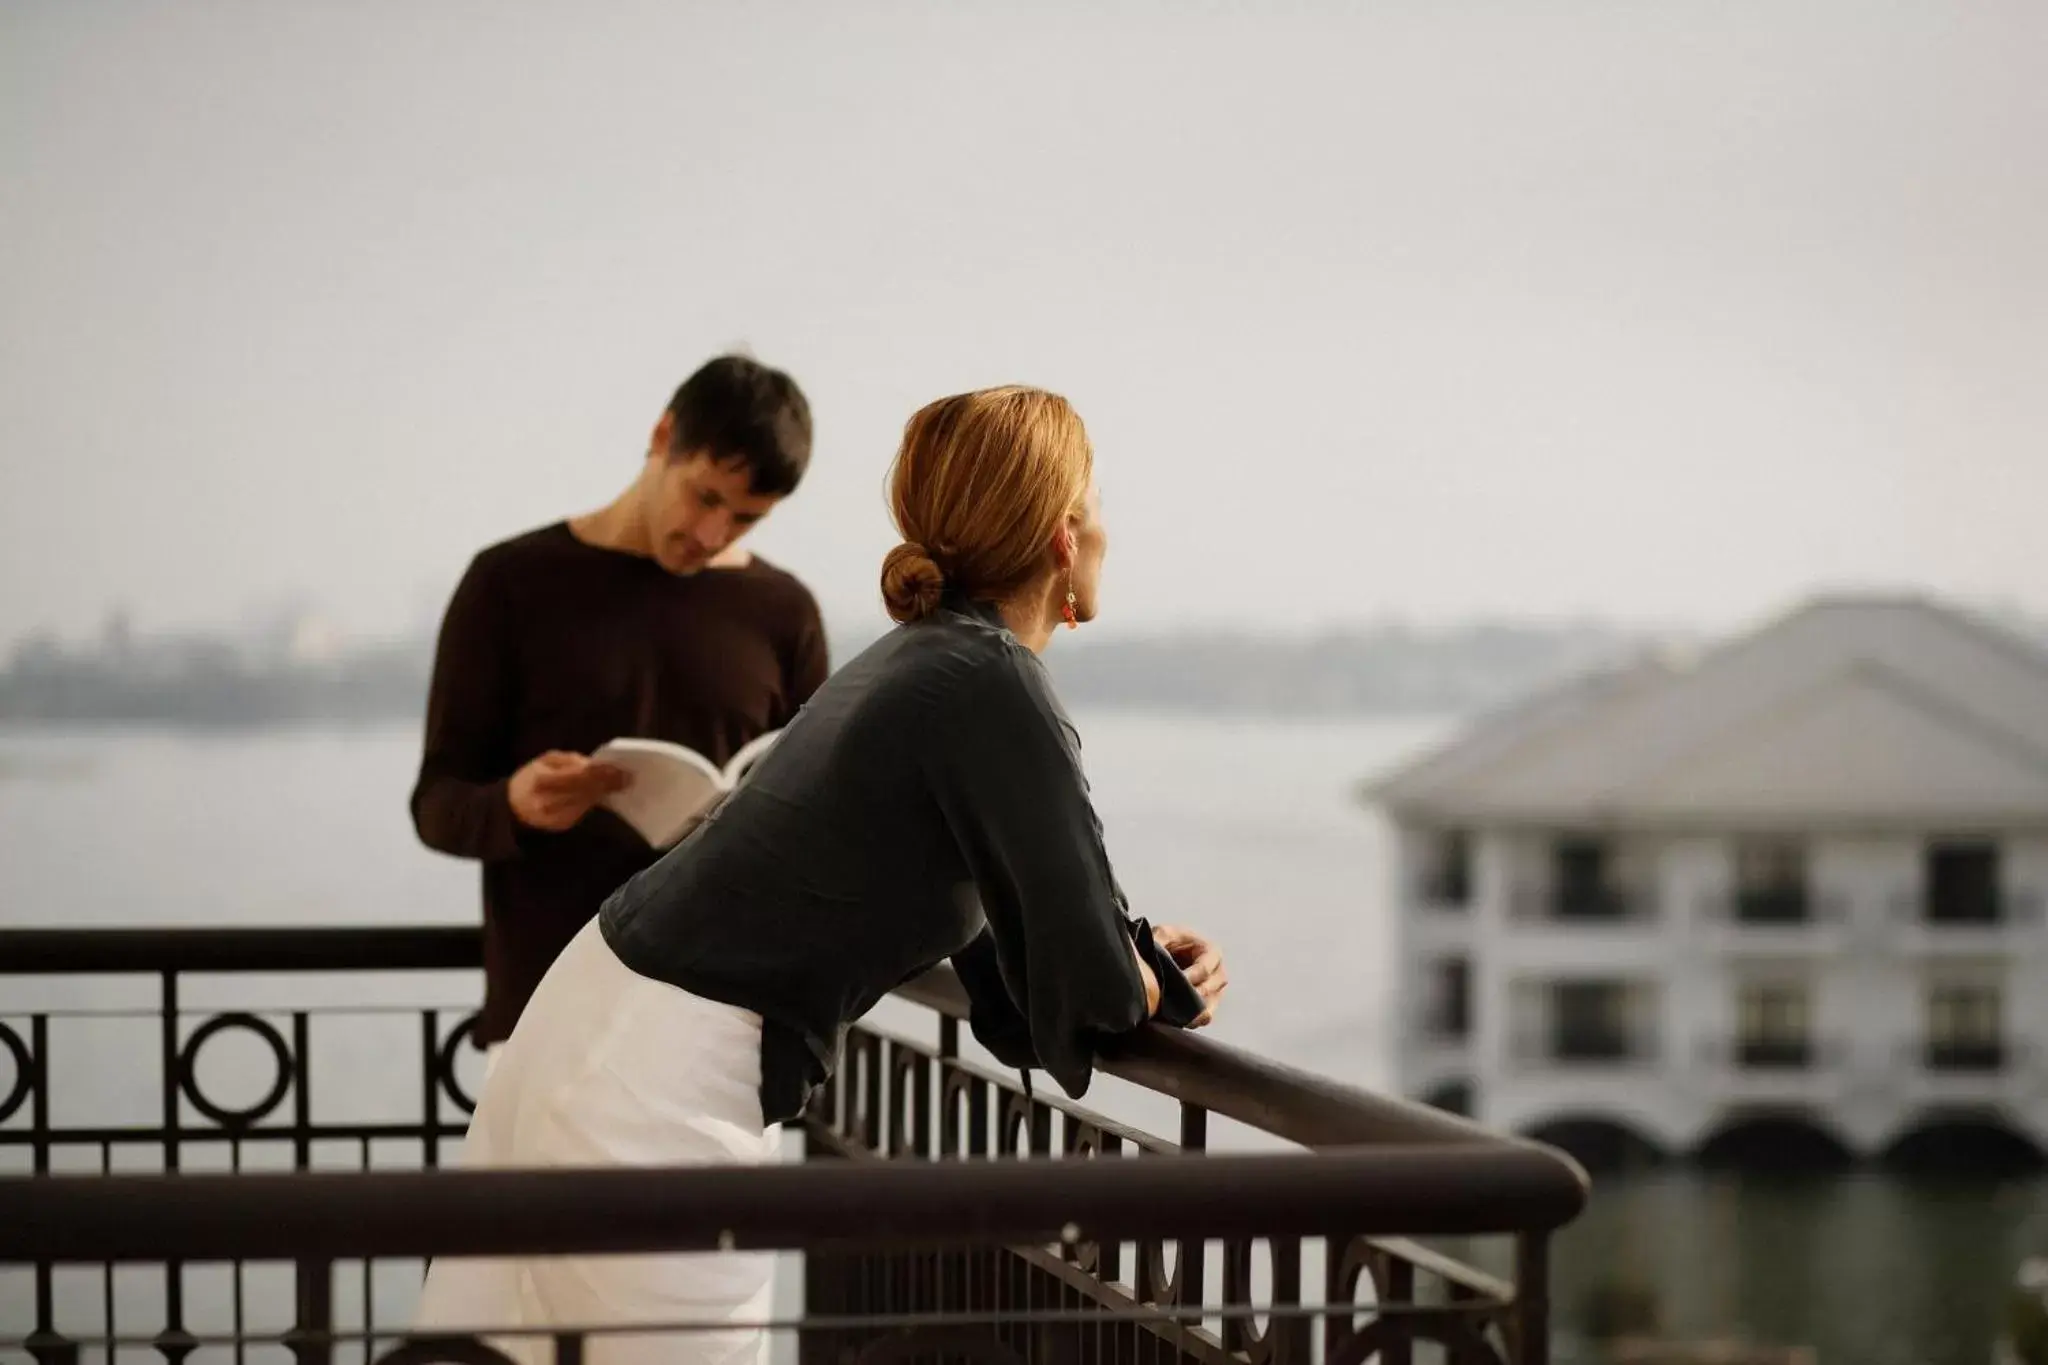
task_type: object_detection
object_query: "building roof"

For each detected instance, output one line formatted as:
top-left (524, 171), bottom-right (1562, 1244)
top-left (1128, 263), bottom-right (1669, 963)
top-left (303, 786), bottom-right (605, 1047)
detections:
top-left (1367, 595), bottom-right (2048, 828)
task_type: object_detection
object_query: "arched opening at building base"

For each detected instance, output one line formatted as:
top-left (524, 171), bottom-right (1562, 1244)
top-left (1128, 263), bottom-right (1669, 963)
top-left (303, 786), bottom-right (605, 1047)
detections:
top-left (1879, 1112), bottom-right (2046, 1176)
top-left (1695, 1112), bottom-right (1855, 1173)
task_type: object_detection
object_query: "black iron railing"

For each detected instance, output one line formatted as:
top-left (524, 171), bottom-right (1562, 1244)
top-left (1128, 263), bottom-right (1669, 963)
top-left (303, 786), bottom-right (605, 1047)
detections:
top-left (0, 926), bottom-right (1588, 1365)
top-left (1889, 888), bottom-right (2046, 926)
top-left (1694, 888), bottom-right (1850, 926)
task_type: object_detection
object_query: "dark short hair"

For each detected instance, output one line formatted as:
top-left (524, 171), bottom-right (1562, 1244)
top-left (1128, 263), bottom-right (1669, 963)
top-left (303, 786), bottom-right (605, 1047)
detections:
top-left (664, 354), bottom-right (813, 497)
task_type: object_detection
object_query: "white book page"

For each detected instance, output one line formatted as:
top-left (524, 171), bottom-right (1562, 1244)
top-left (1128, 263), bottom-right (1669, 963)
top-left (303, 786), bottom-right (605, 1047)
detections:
top-left (592, 737), bottom-right (723, 848)
top-left (723, 729), bottom-right (783, 787)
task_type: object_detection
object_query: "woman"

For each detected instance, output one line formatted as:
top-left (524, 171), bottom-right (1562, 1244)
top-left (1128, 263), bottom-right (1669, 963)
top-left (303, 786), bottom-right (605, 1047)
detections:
top-left (413, 386), bottom-right (1229, 1364)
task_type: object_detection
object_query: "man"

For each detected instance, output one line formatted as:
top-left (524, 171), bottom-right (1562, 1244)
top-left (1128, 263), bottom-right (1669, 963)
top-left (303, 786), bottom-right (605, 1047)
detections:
top-left (411, 354), bottom-right (828, 1063)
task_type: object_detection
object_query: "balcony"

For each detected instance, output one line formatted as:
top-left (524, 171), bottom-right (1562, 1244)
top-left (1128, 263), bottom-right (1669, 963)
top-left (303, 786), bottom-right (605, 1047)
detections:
top-left (1923, 1040), bottom-right (2007, 1074)
top-left (1736, 1039), bottom-right (1815, 1070)
top-left (1699, 887), bottom-right (1847, 927)
top-left (1693, 1037), bottom-right (1848, 1106)
top-left (1695, 889), bottom-right (1848, 955)
top-left (1880, 1038), bottom-right (2037, 1107)
top-left (1506, 887), bottom-right (1658, 926)
top-left (1510, 1029), bottom-right (1660, 1073)
top-left (0, 925), bottom-right (1587, 1365)
top-left (1883, 888), bottom-right (2046, 954)
top-left (1735, 887), bottom-right (1813, 924)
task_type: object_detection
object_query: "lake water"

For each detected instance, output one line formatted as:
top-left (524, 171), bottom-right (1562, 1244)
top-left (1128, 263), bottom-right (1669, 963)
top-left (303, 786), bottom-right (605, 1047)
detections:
top-left (2, 715), bottom-right (2042, 1365)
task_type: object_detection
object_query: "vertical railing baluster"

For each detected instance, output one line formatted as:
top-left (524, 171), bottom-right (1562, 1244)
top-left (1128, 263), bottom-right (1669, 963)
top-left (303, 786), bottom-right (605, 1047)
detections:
top-left (30, 1014), bottom-right (50, 1174)
top-left (293, 1012), bottom-right (313, 1171)
top-left (26, 1014), bottom-right (74, 1365)
top-left (233, 1135), bottom-right (248, 1365)
top-left (1380, 1256), bottom-right (1415, 1365)
top-left (420, 1011), bottom-right (441, 1169)
top-left (363, 1251), bottom-right (377, 1364)
top-left (289, 1257), bottom-right (334, 1365)
top-left (358, 1132), bottom-right (374, 1365)
top-left (160, 972), bottom-right (179, 1168)
top-left (29, 1258), bottom-right (58, 1360)
top-left (1272, 1237), bottom-right (1306, 1365)
top-left (1512, 1233), bottom-right (1550, 1365)
top-left (159, 969), bottom-right (192, 1363)
top-left (100, 1141), bottom-right (113, 1360)
top-left (1177, 1103), bottom-right (1206, 1337)
top-left (911, 1053), bottom-right (932, 1157)
top-left (358, 1146), bottom-right (374, 1358)
top-left (860, 1036), bottom-right (882, 1153)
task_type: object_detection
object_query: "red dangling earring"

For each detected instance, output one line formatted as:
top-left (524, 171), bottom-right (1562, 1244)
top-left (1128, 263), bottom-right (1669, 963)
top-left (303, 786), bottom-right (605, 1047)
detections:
top-left (1062, 586), bottom-right (1079, 630)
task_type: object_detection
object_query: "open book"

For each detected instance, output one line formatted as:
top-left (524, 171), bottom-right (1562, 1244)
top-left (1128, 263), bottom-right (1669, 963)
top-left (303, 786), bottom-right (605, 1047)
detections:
top-left (591, 730), bottom-right (781, 849)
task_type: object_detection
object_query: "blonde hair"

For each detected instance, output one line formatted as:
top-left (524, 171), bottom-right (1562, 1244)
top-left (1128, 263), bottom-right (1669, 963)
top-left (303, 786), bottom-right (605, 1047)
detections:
top-left (880, 386), bottom-right (1094, 624)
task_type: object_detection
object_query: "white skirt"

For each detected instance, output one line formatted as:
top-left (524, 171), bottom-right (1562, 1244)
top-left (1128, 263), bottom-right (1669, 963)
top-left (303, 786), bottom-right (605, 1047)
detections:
top-left (414, 917), bottom-right (779, 1365)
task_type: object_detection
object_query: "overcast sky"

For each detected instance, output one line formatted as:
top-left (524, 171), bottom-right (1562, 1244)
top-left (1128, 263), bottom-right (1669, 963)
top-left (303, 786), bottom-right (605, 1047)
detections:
top-left (3, 1), bottom-right (2043, 645)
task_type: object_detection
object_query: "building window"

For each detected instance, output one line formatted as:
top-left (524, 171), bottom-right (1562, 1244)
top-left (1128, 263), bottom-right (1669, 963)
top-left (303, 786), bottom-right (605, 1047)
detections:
top-left (1427, 957), bottom-right (1471, 1040)
top-left (1925, 840), bottom-right (2000, 924)
top-left (1925, 982), bottom-right (2004, 1071)
top-left (1735, 980), bottom-right (1812, 1068)
top-left (1551, 981), bottom-right (1642, 1062)
top-left (1734, 837), bottom-right (1808, 923)
top-left (1420, 829), bottom-right (1473, 907)
top-left (1553, 837), bottom-right (1628, 920)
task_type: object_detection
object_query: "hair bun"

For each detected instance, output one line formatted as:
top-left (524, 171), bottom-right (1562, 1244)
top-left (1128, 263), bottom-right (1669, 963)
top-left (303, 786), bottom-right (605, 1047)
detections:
top-left (880, 541), bottom-right (947, 624)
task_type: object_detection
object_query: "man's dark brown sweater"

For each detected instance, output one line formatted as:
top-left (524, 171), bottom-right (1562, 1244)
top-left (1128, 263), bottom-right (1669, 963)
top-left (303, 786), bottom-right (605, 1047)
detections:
top-left (410, 522), bottom-right (828, 1044)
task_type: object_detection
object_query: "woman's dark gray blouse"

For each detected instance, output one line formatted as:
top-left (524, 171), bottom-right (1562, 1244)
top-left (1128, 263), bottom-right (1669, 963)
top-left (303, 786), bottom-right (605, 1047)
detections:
top-left (598, 592), bottom-right (1201, 1125)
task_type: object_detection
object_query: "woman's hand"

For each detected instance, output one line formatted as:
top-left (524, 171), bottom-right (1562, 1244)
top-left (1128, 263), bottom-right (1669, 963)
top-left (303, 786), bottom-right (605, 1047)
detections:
top-left (1152, 924), bottom-right (1227, 1027)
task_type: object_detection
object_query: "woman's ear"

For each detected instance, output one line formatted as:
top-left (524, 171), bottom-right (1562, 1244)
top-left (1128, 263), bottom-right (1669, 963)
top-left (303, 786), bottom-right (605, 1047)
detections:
top-left (1052, 523), bottom-right (1077, 569)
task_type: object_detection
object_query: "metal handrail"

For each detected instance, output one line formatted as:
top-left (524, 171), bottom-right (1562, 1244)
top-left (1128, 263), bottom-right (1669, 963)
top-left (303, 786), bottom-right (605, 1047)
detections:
top-left (0, 1142), bottom-right (1586, 1264)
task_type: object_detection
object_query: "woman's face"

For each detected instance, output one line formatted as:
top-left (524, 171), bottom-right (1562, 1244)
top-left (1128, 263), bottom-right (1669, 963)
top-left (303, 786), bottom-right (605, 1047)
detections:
top-left (1067, 478), bottom-right (1107, 624)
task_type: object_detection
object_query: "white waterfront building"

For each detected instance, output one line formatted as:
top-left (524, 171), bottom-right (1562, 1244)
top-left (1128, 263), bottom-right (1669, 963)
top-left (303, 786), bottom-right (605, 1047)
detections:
top-left (1368, 595), bottom-right (2048, 1170)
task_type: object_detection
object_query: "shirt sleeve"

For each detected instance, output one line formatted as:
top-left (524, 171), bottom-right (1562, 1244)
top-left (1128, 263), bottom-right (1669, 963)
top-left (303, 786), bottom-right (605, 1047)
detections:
top-left (923, 651), bottom-right (1150, 1099)
top-left (409, 552), bottom-right (526, 863)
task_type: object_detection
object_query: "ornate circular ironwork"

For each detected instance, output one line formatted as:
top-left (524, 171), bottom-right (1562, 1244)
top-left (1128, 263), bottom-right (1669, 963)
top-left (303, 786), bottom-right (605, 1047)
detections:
top-left (845, 1036), bottom-right (878, 1145)
top-left (1330, 1236), bottom-right (1381, 1330)
top-left (940, 1068), bottom-right (977, 1158)
top-left (434, 1012), bottom-right (481, 1116)
top-left (997, 1089), bottom-right (1039, 1156)
top-left (0, 1020), bottom-right (33, 1126)
top-left (1134, 1147), bottom-right (1182, 1304)
top-left (176, 1012), bottom-right (292, 1130)
top-left (1139, 1236), bottom-right (1181, 1304)
top-left (887, 1046), bottom-right (923, 1156)
top-left (1223, 1238), bottom-right (1267, 1349)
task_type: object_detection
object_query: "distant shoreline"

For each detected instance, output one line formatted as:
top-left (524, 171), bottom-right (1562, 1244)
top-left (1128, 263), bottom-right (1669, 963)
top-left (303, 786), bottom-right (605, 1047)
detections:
top-left (0, 618), bottom-right (1675, 728)
top-left (0, 697), bottom-right (1468, 738)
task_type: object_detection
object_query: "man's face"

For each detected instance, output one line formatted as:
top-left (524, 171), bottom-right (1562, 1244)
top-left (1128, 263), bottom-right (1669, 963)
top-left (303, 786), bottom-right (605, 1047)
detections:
top-left (642, 450), bottom-right (784, 575)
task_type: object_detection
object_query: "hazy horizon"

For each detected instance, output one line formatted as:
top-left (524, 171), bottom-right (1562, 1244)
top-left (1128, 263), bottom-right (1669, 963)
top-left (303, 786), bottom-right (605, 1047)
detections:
top-left (5, 2), bottom-right (2044, 645)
